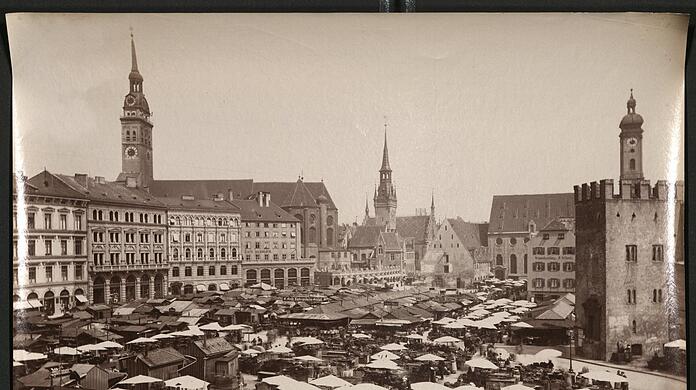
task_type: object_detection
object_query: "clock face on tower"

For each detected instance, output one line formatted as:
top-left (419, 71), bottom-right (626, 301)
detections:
top-left (125, 146), bottom-right (138, 159)
top-left (626, 137), bottom-right (638, 147)
top-left (125, 95), bottom-right (136, 106)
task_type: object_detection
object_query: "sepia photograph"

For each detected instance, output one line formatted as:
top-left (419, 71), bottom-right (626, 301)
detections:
top-left (7, 12), bottom-right (688, 390)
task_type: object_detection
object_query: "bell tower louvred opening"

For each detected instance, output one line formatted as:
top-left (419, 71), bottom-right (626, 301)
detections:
top-left (119, 31), bottom-right (154, 190)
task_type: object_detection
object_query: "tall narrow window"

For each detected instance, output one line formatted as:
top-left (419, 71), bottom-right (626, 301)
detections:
top-left (629, 158), bottom-right (636, 170)
top-left (625, 245), bottom-right (637, 262)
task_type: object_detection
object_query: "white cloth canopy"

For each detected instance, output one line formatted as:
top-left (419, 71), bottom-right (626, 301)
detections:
top-left (415, 353), bottom-right (445, 362)
top-left (309, 375), bottom-right (353, 388)
top-left (380, 343), bottom-right (407, 351)
top-left (199, 322), bottom-right (225, 331)
top-left (371, 350), bottom-right (400, 360)
top-left (13, 349), bottom-right (48, 362)
top-left (411, 382), bottom-right (450, 390)
top-left (434, 336), bottom-right (462, 344)
top-left (151, 333), bottom-right (176, 340)
top-left (664, 339), bottom-right (686, 351)
top-left (77, 344), bottom-right (107, 352)
top-left (295, 355), bottom-right (324, 362)
top-left (366, 359), bottom-right (401, 370)
top-left (262, 375), bottom-right (298, 386)
top-left (119, 375), bottom-right (164, 385)
top-left (511, 321), bottom-right (533, 328)
top-left (95, 340), bottom-right (124, 349)
top-left (453, 386), bottom-right (483, 390)
top-left (268, 345), bottom-right (294, 354)
top-left (351, 333), bottom-right (372, 339)
top-left (337, 384), bottom-right (388, 390)
top-left (465, 358), bottom-right (499, 370)
top-left (535, 349), bottom-right (562, 359)
top-left (53, 346), bottom-right (82, 356)
top-left (127, 337), bottom-right (156, 344)
top-left (501, 384), bottom-right (536, 390)
top-left (404, 334), bottom-right (425, 340)
top-left (293, 336), bottom-right (325, 346)
top-left (164, 375), bottom-right (210, 390)
top-left (250, 282), bottom-right (276, 290)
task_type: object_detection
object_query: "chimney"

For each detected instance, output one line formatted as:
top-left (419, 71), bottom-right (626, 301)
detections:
top-left (126, 177), bottom-right (137, 188)
top-left (258, 192), bottom-right (264, 207)
top-left (74, 173), bottom-right (88, 188)
top-left (95, 176), bottom-right (106, 185)
top-left (228, 189), bottom-right (234, 201)
top-left (265, 192), bottom-right (271, 207)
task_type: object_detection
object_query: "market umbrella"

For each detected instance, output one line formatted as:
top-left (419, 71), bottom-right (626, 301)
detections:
top-left (199, 322), bottom-right (225, 331)
top-left (279, 382), bottom-right (321, 390)
top-left (515, 354), bottom-right (543, 366)
top-left (77, 344), bottom-right (107, 352)
top-left (511, 321), bottom-right (533, 329)
top-left (268, 345), bottom-right (294, 354)
top-left (224, 324), bottom-right (252, 331)
top-left (293, 336), bottom-right (325, 346)
top-left (295, 355), bottom-right (324, 362)
top-left (535, 349), bottom-right (562, 359)
top-left (432, 317), bottom-right (455, 325)
top-left (310, 375), bottom-right (353, 388)
top-left (366, 359), bottom-right (401, 370)
top-left (411, 382), bottom-right (449, 390)
top-left (404, 334), bottom-right (425, 340)
top-left (241, 349), bottom-right (261, 355)
top-left (337, 384), bottom-right (388, 390)
top-left (13, 349), bottom-right (48, 362)
top-left (464, 358), bottom-right (499, 370)
top-left (580, 371), bottom-right (629, 384)
top-left (415, 353), bottom-right (445, 362)
top-left (380, 343), bottom-right (407, 351)
top-left (491, 311), bottom-right (510, 318)
top-left (53, 346), bottom-right (82, 356)
top-left (118, 375), bottom-right (164, 385)
top-left (494, 348), bottom-right (510, 360)
top-left (95, 340), bottom-right (124, 349)
top-left (453, 386), bottom-right (483, 390)
top-left (371, 350), bottom-right (400, 360)
top-left (13, 361), bottom-right (24, 367)
top-left (164, 375), bottom-right (210, 390)
top-left (262, 375), bottom-right (297, 386)
top-left (501, 384), bottom-right (535, 390)
top-left (127, 337), bottom-right (156, 344)
top-left (352, 333), bottom-right (372, 339)
top-left (664, 339), bottom-right (686, 351)
top-left (187, 326), bottom-right (205, 336)
top-left (434, 336), bottom-right (462, 344)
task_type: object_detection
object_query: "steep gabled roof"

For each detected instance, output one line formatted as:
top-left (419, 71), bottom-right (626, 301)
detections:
top-left (57, 174), bottom-right (166, 208)
top-left (349, 225), bottom-right (384, 248)
top-left (138, 347), bottom-right (186, 368)
top-left (149, 179), bottom-right (253, 201)
top-left (380, 231), bottom-right (402, 251)
top-left (156, 196), bottom-right (240, 213)
top-left (448, 218), bottom-right (488, 249)
top-left (193, 337), bottom-right (234, 356)
top-left (26, 171), bottom-right (87, 200)
top-left (281, 179), bottom-right (318, 208)
top-left (252, 181), bottom-right (337, 210)
top-left (395, 216), bottom-right (431, 241)
top-left (229, 199), bottom-right (298, 222)
top-left (488, 193), bottom-right (574, 234)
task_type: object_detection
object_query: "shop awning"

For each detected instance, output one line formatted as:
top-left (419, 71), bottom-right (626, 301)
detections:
top-left (219, 283), bottom-right (230, 291)
top-left (27, 299), bottom-right (43, 308)
top-left (75, 295), bottom-right (88, 303)
top-left (196, 285), bottom-right (206, 292)
top-left (13, 301), bottom-right (33, 310)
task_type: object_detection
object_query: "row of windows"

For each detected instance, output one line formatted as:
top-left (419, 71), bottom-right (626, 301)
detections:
top-left (23, 239), bottom-right (83, 257)
top-left (531, 278), bottom-right (575, 289)
top-left (92, 210), bottom-right (163, 224)
top-left (627, 288), bottom-right (664, 304)
top-left (245, 253), bottom-right (297, 261)
top-left (172, 265), bottom-right (239, 277)
top-left (246, 222), bottom-right (297, 229)
top-left (494, 254), bottom-right (529, 274)
top-left (626, 245), bottom-right (664, 262)
top-left (532, 246), bottom-right (575, 255)
top-left (20, 264), bottom-right (84, 283)
top-left (172, 247), bottom-right (238, 260)
top-left (244, 241), bottom-right (296, 250)
top-left (532, 262), bottom-right (575, 272)
top-left (93, 252), bottom-right (164, 266)
top-left (20, 212), bottom-right (82, 231)
top-left (494, 237), bottom-right (530, 246)
top-left (94, 231), bottom-right (163, 244)
top-left (171, 232), bottom-right (238, 243)
top-left (245, 268), bottom-right (311, 279)
top-left (244, 230), bottom-right (296, 238)
top-left (169, 216), bottom-right (238, 227)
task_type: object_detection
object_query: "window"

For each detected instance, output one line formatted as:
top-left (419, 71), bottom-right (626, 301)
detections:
top-left (209, 266), bottom-right (216, 276)
top-left (510, 237), bottom-right (517, 245)
top-left (29, 267), bottom-right (36, 283)
top-left (495, 237), bottom-right (503, 245)
top-left (532, 247), bottom-right (545, 255)
top-left (27, 213), bottom-right (35, 229)
top-left (548, 247), bottom-right (560, 255)
top-left (75, 215), bottom-right (82, 230)
top-left (231, 265), bottom-right (238, 275)
top-left (652, 245), bottom-right (664, 261)
top-left (563, 262), bottom-right (575, 272)
top-left (220, 266), bottom-right (227, 275)
top-left (220, 248), bottom-right (226, 259)
top-left (510, 254), bottom-right (517, 274)
top-left (209, 248), bottom-right (215, 259)
top-left (558, 233), bottom-right (565, 240)
top-left (59, 215), bottom-right (67, 230)
top-left (524, 254), bottom-right (528, 274)
top-left (542, 233), bottom-right (549, 240)
top-left (632, 320), bottom-right (637, 334)
top-left (255, 242), bottom-right (261, 249)
top-left (658, 289), bottom-right (663, 302)
top-left (61, 265), bottom-right (68, 281)
top-left (533, 278), bottom-right (544, 288)
top-left (548, 262), bottom-right (560, 272)
top-left (45, 266), bottom-right (53, 282)
top-left (60, 240), bottom-right (68, 255)
top-left (533, 262), bottom-right (545, 272)
top-left (197, 248), bottom-right (203, 259)
top-left (626, 245), bottom-right (637, 262)
top-left (185, 267), bottom-right (192, 277)
top-left (232, 248), bottom-right (237, 258)
top-left (126, 253), bottom-right (135, 264)
top-left (110, 232), bottom-right (120, 243)
top-left (140, 253), bottom-right (149, 264)
top-left (185, 233), bottom-right (191, 243)
top-left (549, 278), bottom-right (560, 288)
top-left (443, 264), bottom-right (450, 274)
top-left (630, 158), bottom-right (636, 170)
top-left (563, 278), bottom-right (575, 289)
top-left (44, 214), bottom-right (52, 229)
top-left (220, 233), bottom-right (226, 242)
top-left (627, 288), bottom-right (637, 304)
top-left (172, 267), bottom-right (180, 277)
top-left (75, 264), bottom-right (83, 280)
top-left (496, 254), bottom-right (503, 265)
top-left (153, 233), bottom-right (162, 243)
top-left (140, 233), bottom-right (149, 243)
top-left (28, 240), bottom-right (35, 256)
top-left (264, 254), bottom-right (269, 261)
top-left (45, 240), bottom-right (53, 255)
top-left (197, 266), bottom-right (204, 276)
top-left (74, 238), bottom-right (83, 255)
top-left (562, 246), bottom-right (575, 255)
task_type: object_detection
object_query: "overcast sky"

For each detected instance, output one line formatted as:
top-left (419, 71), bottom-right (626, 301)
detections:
top-left (8, 13), bottom-right (687, 223)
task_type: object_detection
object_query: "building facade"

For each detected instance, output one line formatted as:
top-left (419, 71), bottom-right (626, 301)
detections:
top-left (161, 196), bottom-right (243, 294)
top-left (574, 92), bottom-right (686, 361)
top-left (233, 194), bottom-right (314, 288)
top-left (13, 171), bottom-right (89, 315)
top-left (59, 174), bottom-right (169, 304)
top-left (488, 193), bottom-right (575, 281)
top-left (527, 218), bottom-right (576, 303)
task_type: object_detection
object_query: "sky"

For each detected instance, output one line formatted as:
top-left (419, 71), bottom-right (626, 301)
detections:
top-left (8, 13), bottom-right (687, 224)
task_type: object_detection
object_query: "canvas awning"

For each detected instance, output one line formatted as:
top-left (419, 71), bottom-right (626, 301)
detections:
top-left (219, 283), bottom-right (230, 291)
top-left (75, 295), bottom-right (88, 303)
top-left (27, 299), bottom-right (43, 308)
top-left (13, 301), bottom-right (33, 310)
top-left (196, 285), bottom-right (206, 292)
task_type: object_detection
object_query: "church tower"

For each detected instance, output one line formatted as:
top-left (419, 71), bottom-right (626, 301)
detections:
top-left (618, 89), bottom-right (644, 183)
top-left (118, 33), bottom-right (154, 190)
top-left (374, 125), bottom-right (397, 232)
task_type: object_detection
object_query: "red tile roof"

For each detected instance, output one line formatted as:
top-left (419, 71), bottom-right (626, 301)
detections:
top-left (228, 199), bottom-right (298, 222)
top-left (149, 179), bottom-right (253, 201)
top-left (488, 193), bottom-right (574, 234)
top-left (447, 218), bottom-right (488, 249)
top-left (26, 170), bottom-right (87, 199)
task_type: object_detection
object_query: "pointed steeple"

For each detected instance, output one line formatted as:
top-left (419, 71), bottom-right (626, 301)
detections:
top-left (365, 194), bottom-right (370, 215)
top-left (129, 30), bottom-right (143, 83)
top-left (431, 190), bottom-right (435, 215)
top-left (381, 123), bottom-right (391, 171)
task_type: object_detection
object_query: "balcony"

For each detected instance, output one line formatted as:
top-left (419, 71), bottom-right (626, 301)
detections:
top-left (91, 262), bottom-right (168, 272)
